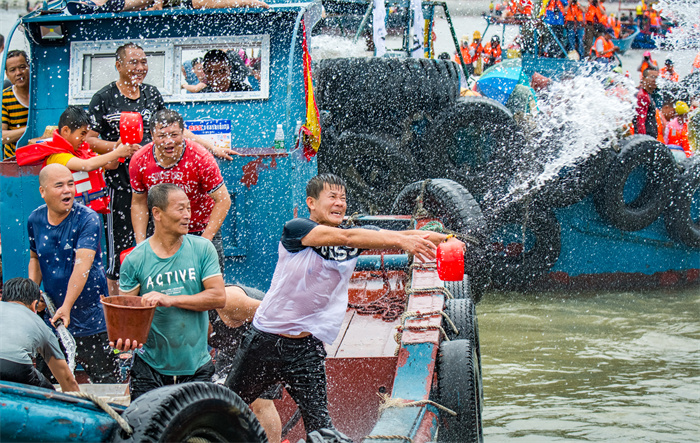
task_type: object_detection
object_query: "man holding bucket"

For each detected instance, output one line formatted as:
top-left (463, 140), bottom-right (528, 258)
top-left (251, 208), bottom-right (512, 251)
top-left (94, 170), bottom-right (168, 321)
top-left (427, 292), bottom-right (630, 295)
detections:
top-left (114, 183), bottom-right (225, 400)
top-left (27, 163), bottom-right (120, 383)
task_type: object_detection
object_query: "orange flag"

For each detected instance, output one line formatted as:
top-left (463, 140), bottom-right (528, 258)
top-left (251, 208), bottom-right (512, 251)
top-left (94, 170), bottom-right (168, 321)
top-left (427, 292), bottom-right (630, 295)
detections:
top-left (301, 20), bottom-right (321, 161)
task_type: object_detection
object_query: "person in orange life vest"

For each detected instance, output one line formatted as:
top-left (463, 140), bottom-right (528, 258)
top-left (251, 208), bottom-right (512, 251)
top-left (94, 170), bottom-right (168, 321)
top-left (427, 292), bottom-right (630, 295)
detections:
top-left (634, 68), bottom-right (659, 138)
top-left (454, 35), bottom-right (474, 76)
top-left (660, 59), bottom-right (679, 82)
top-left (483, 35), bottom-right (502, 70)
top-left (648, 6), bottom-right (661, 33)
top-left (608, 13), bottom-right (621, 38)
top-left (638, 51), bottom-right (658, 80)
top-left (692, 51), bottom-right (700, 74)
top-left (655, 90), bottom-right (678, 144)
top-left (15, 106), bottom-right (139, 214)
top-left (565, 0), bottom-right (585, 57)
top-left (505, 0), bottom-right (532, 17)
top-left (590, 31), bottom-right (618, 63)
top-left (469, 31), bottom-right (485, 75)
top-left (584, 0), bottom-right (606, 54)
top-left (665, 101), bottom-right (691, 158)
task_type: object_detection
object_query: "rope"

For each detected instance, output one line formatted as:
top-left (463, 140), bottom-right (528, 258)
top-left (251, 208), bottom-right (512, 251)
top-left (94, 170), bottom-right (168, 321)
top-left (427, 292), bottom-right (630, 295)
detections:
top-left (404, 286), bottom-right (453, 299)
top-left (377, 393), bottom-right (457, 416)
top-left (66, 391), bottom-right (133, 435)
top-left (418, 220), bottom-right (445, 232)
top-left (400, 310), bottom-right (458, 336)
top-left (408, 262), bottom-right (437, 271)
top-left (349, 272), bottom-right (407, 322)
top-left (393, 324), bottom-right (450, 349)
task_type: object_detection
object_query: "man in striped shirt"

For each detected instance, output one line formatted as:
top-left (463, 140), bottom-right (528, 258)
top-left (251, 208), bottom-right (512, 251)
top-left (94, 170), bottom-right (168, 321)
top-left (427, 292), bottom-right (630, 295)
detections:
top-left (2, 50), bottom-right (29, 158)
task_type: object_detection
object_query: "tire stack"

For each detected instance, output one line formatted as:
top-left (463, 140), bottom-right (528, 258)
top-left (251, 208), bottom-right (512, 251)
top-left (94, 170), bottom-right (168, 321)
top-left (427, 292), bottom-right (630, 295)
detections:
top-left (316, 57), bottom-right (520, 214)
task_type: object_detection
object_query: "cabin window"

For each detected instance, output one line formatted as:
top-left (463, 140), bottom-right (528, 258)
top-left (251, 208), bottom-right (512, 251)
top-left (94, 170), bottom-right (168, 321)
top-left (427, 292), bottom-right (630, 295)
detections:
top-left (68, 35), bottom-right (269, 105)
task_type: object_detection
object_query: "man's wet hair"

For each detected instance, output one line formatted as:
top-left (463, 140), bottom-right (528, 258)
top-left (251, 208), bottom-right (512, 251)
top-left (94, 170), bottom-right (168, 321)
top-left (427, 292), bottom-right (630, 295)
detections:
top-left (5, 50), bottom-right (28, 68)
top-left (2, 277), bottom-right (41, 306)
top-left (151, 108), bottom-right (184, 132)
top-left (59, 106), bottom-right (90, 132)
top-left (116, 43), bottom-right (144, 62)
top-left (148, 183), bottom-right (186, 216)
top-left (203, 50), bottom-right (230, 69)
top-left (306, 174), bottom-right (346, 199)
top-left (192, 57), bottom-right (202, 67)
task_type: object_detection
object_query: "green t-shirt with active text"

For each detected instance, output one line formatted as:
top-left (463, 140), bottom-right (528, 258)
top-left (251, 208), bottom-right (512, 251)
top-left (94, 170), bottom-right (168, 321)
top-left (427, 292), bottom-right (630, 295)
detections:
top-left (120, 235), bottom-right (221, 375)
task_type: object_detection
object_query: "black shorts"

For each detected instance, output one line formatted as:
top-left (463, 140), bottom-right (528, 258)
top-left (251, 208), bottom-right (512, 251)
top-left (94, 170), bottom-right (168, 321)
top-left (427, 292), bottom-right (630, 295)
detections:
top-left (0, 358), bottom-right (55, 390)
top-left (104, 187), bottom-right (134, 281)
top-left (129, 353), bottom-right (215, 401)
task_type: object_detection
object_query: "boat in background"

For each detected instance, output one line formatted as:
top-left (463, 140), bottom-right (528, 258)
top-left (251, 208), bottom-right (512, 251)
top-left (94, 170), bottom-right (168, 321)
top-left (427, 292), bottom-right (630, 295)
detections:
top-left (612, 25), bottom-right (640, 55)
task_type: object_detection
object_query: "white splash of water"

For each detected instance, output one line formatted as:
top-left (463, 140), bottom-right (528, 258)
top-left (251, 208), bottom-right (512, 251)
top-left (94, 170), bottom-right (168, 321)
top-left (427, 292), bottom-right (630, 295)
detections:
top-left (309, 35), bottom-right (368, 60)
top-left (497, 70), bottom-right (637, 205)
top-left (655, 0), bottom-right (700, 51)
top-left (56, 324), bottom-right (77, 373)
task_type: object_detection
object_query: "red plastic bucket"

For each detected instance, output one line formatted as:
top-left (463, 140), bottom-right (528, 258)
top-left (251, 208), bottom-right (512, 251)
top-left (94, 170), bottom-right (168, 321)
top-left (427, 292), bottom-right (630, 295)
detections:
top-left (119, 112), bottom-right (143, 145)
top-left (436, 240), bottom-right (465, 281)
top-left (120, 246), bottom-right (135, 265)
top-left (101, 296), bottom-right (155, 344)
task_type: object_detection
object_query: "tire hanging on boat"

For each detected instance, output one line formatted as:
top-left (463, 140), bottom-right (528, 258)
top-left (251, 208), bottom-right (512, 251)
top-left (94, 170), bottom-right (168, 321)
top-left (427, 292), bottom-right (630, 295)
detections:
top-left (593, 135), bottom-right (678, 231)
top-left (434, 339), bottom-right (483, 443)
top-left (113, 382), bottom-right (266, 443)
top-left (314, 57), bottom-right (460, 136)
top-left (420, 96), bottom-right (520, 200)
top-left (485, 202), bottom-right (561, 288)
top-left (664, 156), bottom-right (700, 248)
top-left (537, 145), bottom-right (613, 209)
top-left (325, 131), bottom-right (419, 214)
top-left (392, 179), bottom-right (489, 285)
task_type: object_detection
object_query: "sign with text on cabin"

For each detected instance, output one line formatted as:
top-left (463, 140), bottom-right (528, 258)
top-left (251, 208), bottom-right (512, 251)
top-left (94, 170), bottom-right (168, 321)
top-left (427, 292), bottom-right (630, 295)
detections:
top-left (185, 119), bottom-right (232, 151)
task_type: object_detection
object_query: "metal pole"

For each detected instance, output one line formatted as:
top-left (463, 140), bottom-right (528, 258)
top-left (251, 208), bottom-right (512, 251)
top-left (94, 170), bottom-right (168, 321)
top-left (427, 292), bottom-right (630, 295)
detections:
top-left (353, 1), bottom-right (375, 44)
top-left (432, 1), bottom-right (470, 81)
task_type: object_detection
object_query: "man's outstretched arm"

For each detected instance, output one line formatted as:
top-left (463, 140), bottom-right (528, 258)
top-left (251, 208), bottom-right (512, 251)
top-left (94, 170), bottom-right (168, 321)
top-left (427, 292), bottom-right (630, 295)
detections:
top-left (301, 225), bottom-right (454, 261)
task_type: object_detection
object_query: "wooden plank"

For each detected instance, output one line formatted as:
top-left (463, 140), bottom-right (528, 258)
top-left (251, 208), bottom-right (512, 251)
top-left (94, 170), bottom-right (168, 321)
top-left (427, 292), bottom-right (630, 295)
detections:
top-left (334, 314), bottom-right (401, 358)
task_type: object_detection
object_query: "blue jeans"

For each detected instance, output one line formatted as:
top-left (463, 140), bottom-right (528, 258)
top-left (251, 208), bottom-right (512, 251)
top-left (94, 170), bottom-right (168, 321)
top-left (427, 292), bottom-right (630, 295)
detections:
top-left (566, 24), bottom-right (584, 57)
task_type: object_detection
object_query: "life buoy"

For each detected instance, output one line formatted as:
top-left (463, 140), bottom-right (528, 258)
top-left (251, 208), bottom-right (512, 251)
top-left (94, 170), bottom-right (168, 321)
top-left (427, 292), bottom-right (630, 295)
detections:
top-left (486, 202), bottom-right (561, 288)
top-left (594, 135), bottom-right (677, 231)
top-left (72, 169), bottom-right (111, 214)
top-left (664, 157), bottom-right (700, 248)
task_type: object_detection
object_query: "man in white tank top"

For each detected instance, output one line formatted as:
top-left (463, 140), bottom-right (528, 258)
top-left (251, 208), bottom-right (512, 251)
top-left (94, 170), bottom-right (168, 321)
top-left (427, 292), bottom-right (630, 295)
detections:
top-left (224, 174), bottom-right (462, 442)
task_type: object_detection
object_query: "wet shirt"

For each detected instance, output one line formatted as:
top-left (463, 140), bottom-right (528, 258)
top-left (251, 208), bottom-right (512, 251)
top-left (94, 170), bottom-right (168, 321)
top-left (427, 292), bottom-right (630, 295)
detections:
top-left (88, 82), bottom-right (165, 191)
top-left (253, 218), bottom-right (378, 344)
top-left (27, 203), bottom-right (108, 337)
top-left (129, 140), bottom-right (224, 233)
top-left (0, 302), bottom-right (66, 365)
top-left (119, 235), bottom-right (221, 375)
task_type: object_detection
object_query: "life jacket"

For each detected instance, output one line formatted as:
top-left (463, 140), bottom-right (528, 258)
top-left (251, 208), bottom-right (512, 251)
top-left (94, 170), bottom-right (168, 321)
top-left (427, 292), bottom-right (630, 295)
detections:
top-left (660, 66), bottom-right (679, 82)
top-left (565, 3), bottom-right (583, 24)
top-left (611, 18), bottom-right (621, 38)
top-left (544, 0), bottom-right (566, 25)
top-left (639, 59), bottom-right (658, 79)
top-left (585, 4), bottom-right (605, 25)
top-left (469, 41), bottom-right (484, 60)
top-left (650, 11), bottom-right (661, 27)
top-left (636, 4), bottom-right (643, 16)
top-left (665, 119), bottom-right (690, 156)
top-left (455, 46), bottom-right (472, 64)
top-left (591, 36), bottom-right (614, 59)
top-left (15, 130), bottom-right (111, 214)
top-left (483, 43), bottom-right (502, 65)
top-left (656, 109), bottom-right (666, 143)
top-left (509, 0), bottom-right (532, 16)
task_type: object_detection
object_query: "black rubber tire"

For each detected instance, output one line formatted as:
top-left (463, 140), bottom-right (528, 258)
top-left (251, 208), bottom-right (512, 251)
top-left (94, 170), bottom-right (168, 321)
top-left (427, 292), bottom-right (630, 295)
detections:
top-left (391, 179), bottom-right (486, 238)
top-left (443, 297), bottom-right (483, 406)
top-left (315, 57), bottom-right (459, 136)
top-left (485, 202), bottom-right (561, 288)
top-left (444, 275), bottom-right (471, 301)
top-left (664, 156), bottom-right (700, 248)
top-left (113, 382), bottom-right (266, 443)
top-left (434, 339), bottom-right (483, 443)
top-left (324, 131), bottom-right (419, 214)
top-left (420, 96), bottom-right (520, 201)
top-left (593, 135), bottom-right (678, 231)
top-left (537, 146), bottom-right (614, 208)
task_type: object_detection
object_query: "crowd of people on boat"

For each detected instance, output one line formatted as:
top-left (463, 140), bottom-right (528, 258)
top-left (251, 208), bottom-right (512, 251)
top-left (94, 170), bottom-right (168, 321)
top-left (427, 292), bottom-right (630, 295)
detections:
top-left (0, 41), bottom-right (461, 443)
